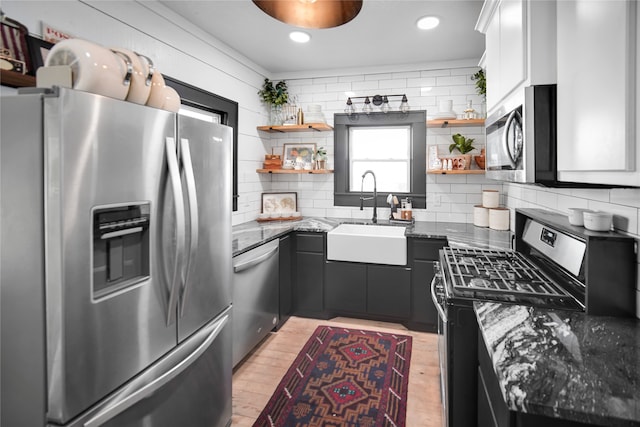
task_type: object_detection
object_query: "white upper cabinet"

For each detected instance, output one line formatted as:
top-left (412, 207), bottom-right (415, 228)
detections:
top-left (556, 0), bottom-right (639, 187)
top-left (476, 0), bottom-right (556, 116)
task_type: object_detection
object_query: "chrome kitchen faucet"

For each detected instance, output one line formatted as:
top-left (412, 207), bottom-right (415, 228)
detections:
top-left (360, 170), bottom-right (377, 223)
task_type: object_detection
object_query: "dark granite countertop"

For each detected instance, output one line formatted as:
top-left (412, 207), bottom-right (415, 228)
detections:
top-left (475, 302), bottom-right (640, 426)
top-left (232, 217), bottom-right (512, 256)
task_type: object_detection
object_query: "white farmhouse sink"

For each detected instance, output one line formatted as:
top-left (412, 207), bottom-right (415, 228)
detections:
top-left (327, 223), bottom-right (407, 265)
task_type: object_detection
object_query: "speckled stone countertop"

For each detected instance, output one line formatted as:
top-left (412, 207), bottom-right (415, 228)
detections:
top-left (475, 302), bottom-right (640, 426)
top-left (232, 217), bottom-right (512, 256)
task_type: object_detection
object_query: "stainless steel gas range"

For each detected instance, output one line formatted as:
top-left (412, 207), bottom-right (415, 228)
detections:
top-left (431, 208), bottom-right (637, 427)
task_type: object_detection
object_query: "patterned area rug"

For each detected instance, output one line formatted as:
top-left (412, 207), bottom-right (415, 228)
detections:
top-left (253, 325), bottom-right (412, 427)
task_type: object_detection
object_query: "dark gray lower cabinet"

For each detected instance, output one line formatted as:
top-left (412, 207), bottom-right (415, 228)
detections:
top-left (325, 261), bottom-right (366, 313)
top-left (325, 261), bottom-right (410, 320)
top-left (409, 238), bottom-right (447, 332)
top-left (291, 233), bottom-right (447, 329)
top-left (294, 232), bottom-right (325, 317)
top-left (410, 260), bottom-right (437, 329)
top-left (367, 265), bottom-right (411, 318)
top-left (277, 235), bottom-right (292, 329)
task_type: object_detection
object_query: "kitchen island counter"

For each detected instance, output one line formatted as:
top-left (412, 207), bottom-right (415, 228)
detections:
top-left (232, 217), bottom-right (511, 256)
top-left (475, 302), bottom-right (640, 426)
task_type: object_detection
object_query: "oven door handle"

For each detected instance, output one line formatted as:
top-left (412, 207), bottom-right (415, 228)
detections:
top-left (430, 274), bottom-right (447, 321)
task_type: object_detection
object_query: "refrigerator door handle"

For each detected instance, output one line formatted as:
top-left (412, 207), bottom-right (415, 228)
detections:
top-left (178, 138), bottom-right (199, 318)
top-left (165, 136), bottom-right (187, 326)
top-left (82, 311), bottom-right (230, 427)
top-left (233, 245), bottom-right (279, 273)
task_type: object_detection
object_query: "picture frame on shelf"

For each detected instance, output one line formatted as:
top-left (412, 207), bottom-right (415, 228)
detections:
top-left (0, 14), bottom-right (31, 74)
top-left (27, 36), bottom-right (54, 75)
top-left (283, 143), bottom-right (316, 170)
top-left (261, 192), bottom-right (297, 214)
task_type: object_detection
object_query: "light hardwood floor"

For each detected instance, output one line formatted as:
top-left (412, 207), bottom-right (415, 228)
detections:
top-left (231, 316), bottom-right (443, 426)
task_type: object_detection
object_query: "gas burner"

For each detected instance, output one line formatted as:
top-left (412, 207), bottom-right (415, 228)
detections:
top-left (442, 246), bottom-right (574, 302)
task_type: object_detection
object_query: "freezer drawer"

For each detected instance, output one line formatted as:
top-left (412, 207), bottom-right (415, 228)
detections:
top-left (50, 308), bottom-right (232, 427)
top-left (232, 239), bottom-right (279, 367)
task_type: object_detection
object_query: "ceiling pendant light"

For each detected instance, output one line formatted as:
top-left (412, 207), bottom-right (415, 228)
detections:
top-left (253, 0), bottom-right (363, 29)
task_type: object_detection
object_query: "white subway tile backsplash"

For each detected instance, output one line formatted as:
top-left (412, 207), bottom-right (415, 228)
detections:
top-left (610, 188), bottom-right (640, 208)
top-left (437, 212), bottom-right (467, 223)
top-left (352, 81), bottom-right (380, 91)
top-left (325, 82), bottom-right (352, 92)
top-left (392, 71), bottom-right (421, 79)
top-left (408, 77), bottom-right (437, 88)
top-left (570, 188), bottom-right (611, 203)
top-left (421, 69), bottom-right (451, 78)
top-left (556, 194), bottom-right (590, 212)
top-left (338, 75), bottom-right (365, 83)
top-left (451, 184), bottom-right (482, 194)
top-left (312, 76), bottom-right (339, 84)
top-left (535, 190), bottom-right (558, 210)
top-left (436, 75), bottom-right (468, 86)
top-left (365, 73), bottom-right (393, 81)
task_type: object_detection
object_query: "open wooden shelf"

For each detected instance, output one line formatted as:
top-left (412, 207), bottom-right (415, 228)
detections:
top-left (427, 169), bottom-right (485, 175)
top-left (257, 168), bottom-right (333, 174)
top-left (257, 123), bottom-right (333, 133)
top-left (427, 118), bottom-right (485, 128)
top-left (0, 70), bottom-right (36, 88)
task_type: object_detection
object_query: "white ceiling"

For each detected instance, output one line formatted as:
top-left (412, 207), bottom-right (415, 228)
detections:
top-left (159, 0), bottom-right (486, 77)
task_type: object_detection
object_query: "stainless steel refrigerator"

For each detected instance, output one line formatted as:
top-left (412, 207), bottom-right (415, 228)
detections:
top-left (0, 87), bottom-right (233, 427)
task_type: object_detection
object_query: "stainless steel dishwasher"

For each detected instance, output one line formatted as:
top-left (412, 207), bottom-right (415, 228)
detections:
top-left (232, 238), bottom-right (279, 367)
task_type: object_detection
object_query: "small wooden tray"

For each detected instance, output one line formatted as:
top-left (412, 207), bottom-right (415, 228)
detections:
top-left (256, 216), bottom-right (303, 223)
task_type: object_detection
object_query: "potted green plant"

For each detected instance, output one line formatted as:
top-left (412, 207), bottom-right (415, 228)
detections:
top-left (448, 133), bottom-right (476, 170)
top-left (471, 69), bottom-right (486, 98)
top-left (258, 78), bottom-right (289, 125)
top-left (314, 147), bottom-right (327, 169)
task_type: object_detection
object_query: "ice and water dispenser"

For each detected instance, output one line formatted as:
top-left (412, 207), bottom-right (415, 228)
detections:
top-left (92, 203), bottom-right (150, 298)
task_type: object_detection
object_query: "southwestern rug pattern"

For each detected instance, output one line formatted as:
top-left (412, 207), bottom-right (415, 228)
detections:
top-left (253, 326), bottom-right (413, 427)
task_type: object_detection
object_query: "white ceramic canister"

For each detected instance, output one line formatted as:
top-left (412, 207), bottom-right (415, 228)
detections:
top-left (482, 190), bottom-right (500, 208)
top-left (110, 48), bottom-right (153, 105)
top-left (489, 207), bottom-right (510, 231)
top-left (45, 38), bottom-right (132, 101)
top-left (473, 205), bottom-right (489, 227)
top-left (161, 86), bottom-right (181, 113)
top-left (567, 208), bottom-right (592, 226)
top-left (146, 70), bottom-right (167, 109)
top-left (582, 211), bottom-right (613, 231)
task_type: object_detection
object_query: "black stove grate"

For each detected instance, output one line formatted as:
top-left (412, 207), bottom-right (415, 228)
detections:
top-left (442, 247), bottom-right (572, 299)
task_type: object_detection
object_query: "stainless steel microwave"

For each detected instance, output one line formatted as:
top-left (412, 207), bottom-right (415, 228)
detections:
top-left (485, 84), bottom-right (557, 185)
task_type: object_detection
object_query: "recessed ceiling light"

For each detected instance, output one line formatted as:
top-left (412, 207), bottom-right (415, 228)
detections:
top-left (290, 31), bottom-right (311, 43)
top-left (417, 16), bottom-right (440, 30)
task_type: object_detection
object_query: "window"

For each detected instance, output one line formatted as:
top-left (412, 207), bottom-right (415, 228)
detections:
top-left (165, 76), bottom-right (239, 211)
top-left (334, 111), bottom-right (426, 209)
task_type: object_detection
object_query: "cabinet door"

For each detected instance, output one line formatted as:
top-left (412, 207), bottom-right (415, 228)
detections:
top-left (411, 260), bottom-right (437, 329)
top-left (277, 235), bottom-right (292, 328)
top-left (325, 261), bottom-right (366, 313)
top-left (295, 251), bottom-right (324, 314)
top-left (485, 10), bottom-right (502, 113)
top-left (556, 0), bottom-right (639, 186)
top-left (367, 265), bottom-right (411, 318)
top-left (498, 0), bottom-right (525, 101)
top-left (484, 0), bottom-right (526, 114)
top-left (293, 233), bottom-right (325, 316)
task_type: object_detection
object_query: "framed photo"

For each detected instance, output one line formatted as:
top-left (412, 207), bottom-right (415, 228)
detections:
top-left (261, 192), bottom-right (297, 213)
top-left (283, 143), bottom-right (316, 167)
top-left (27, 36), bottom-right (54, 75)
